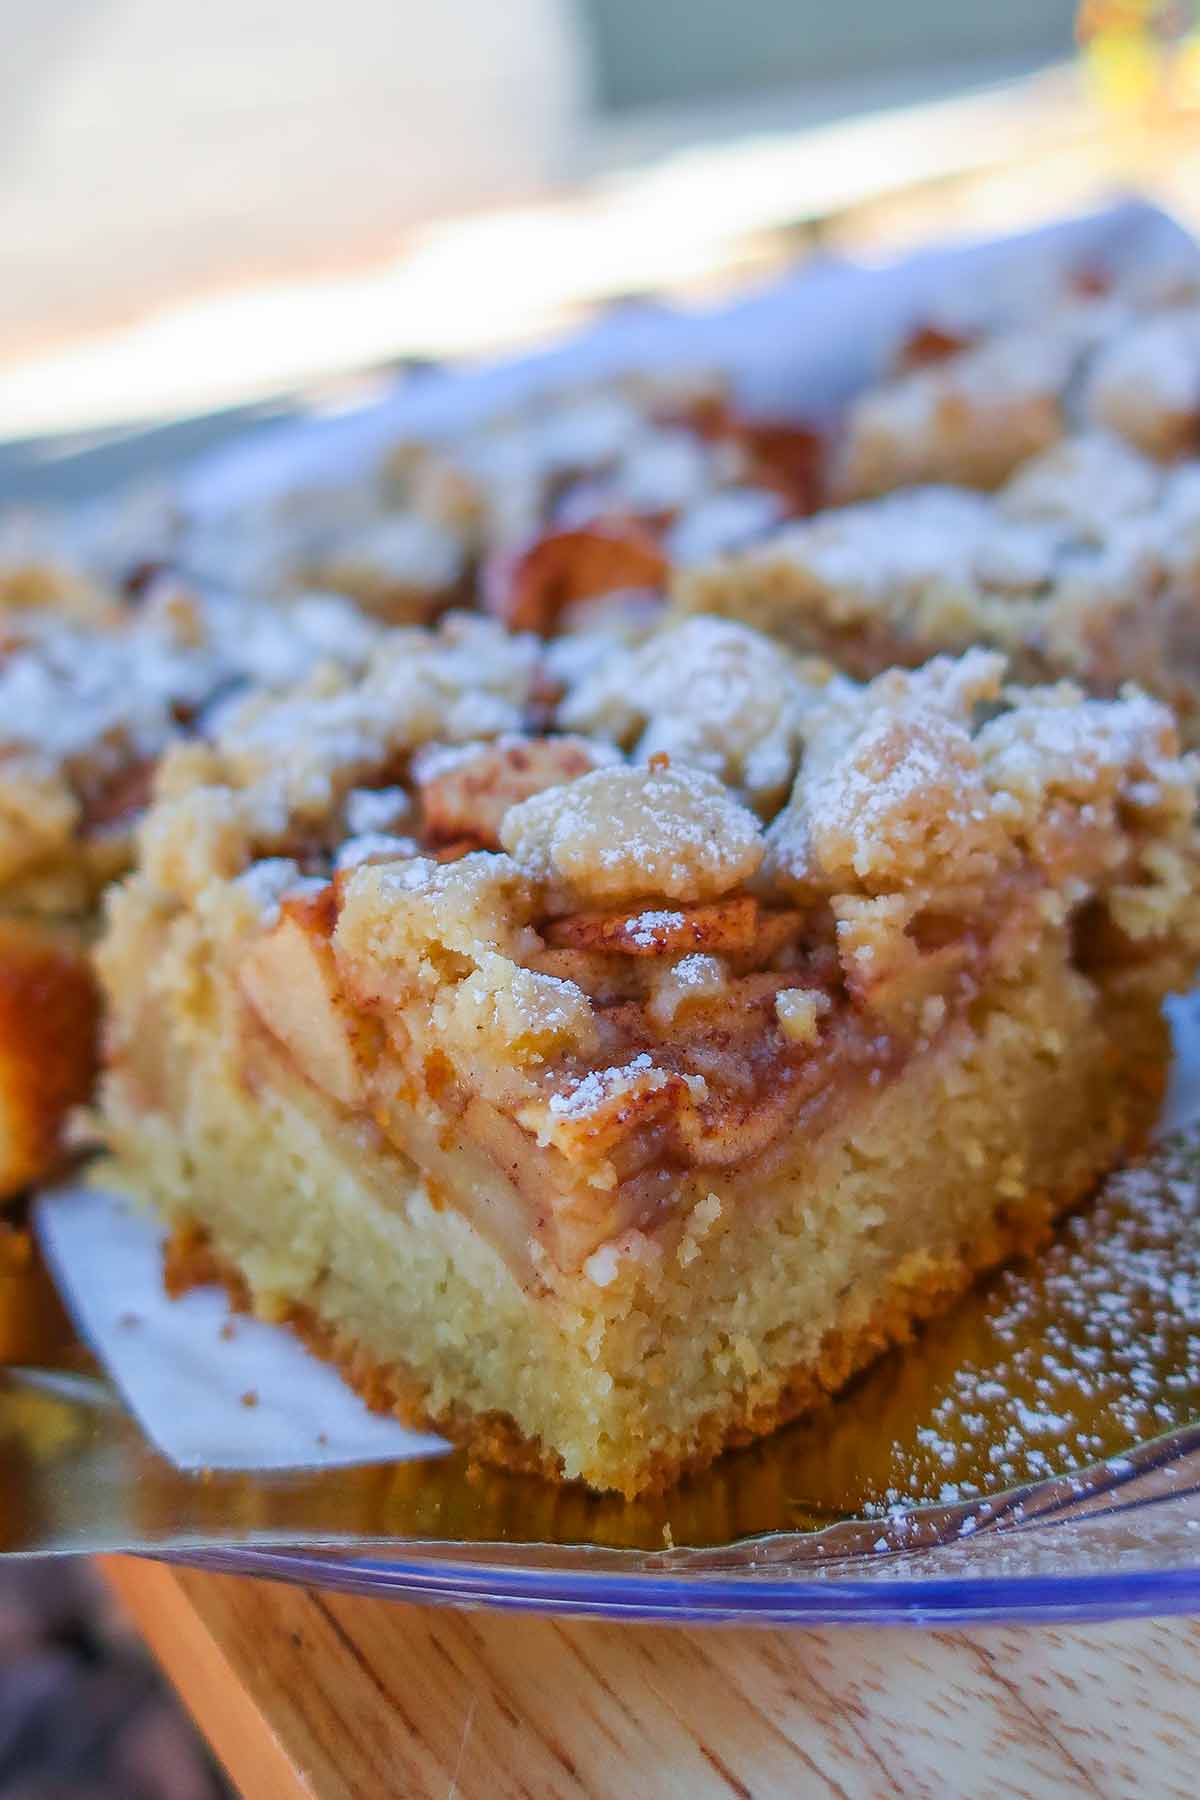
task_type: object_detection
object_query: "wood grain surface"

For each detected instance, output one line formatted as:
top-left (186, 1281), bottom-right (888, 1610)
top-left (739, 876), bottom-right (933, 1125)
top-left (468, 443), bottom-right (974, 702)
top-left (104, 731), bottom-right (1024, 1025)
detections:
top-left (99, 1556), bottom-right (1200, 1799)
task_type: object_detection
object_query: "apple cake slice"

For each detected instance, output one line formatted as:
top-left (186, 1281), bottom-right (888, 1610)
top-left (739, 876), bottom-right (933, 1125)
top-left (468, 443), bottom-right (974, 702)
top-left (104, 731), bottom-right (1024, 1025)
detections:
top-left (96, 610), bottom-right (1200, 1496)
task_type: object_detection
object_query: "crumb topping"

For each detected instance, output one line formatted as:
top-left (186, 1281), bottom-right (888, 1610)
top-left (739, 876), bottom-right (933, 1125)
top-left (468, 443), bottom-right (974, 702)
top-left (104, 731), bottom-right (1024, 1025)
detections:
top-left (677, 486), bottom-right (1067, 629)
top-left (1000, 431), bottom-right (1163, 534)
top-left (835, 283), bottom-right (1200, 500)
top-left (0, 581), bottom-right (387, 906)
top-left (671, 430), bottom-right (1200, 738)
top-left (763, 651), bottom-right (1010, 900)
top-left (196, 614), bottom-right (539, 818)
top-left (834, 327), bottom-right (1077, 498)
top-left (774, 986), bottom-right (831, 1044)
top-left (0, 584), bottom-right (380, 774)
top-left (499, 760), bottom-right (765, 906)
top-left (1083, 307), bottom-right (1200, 458)
top-left (343, 786), bottom-right (412, 836)
top-left (301, 512), bottom-right (466, 619)
top-left (559, 616), bottom-right (835, 812)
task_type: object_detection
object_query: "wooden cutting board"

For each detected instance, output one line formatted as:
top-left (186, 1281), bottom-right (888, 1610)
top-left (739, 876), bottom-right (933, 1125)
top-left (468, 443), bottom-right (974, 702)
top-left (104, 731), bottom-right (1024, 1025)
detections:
top-left (101, 1556), bottom-right (1199, 1798)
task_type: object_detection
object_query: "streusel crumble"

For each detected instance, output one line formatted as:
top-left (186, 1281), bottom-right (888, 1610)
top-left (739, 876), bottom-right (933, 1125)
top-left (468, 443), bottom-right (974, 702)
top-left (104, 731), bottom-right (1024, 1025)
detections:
top-left (673, 432), bottom-right (1200, 741)
top-left (834, 283), bottom-right (1200, 500)
top-left (180, 371), bottom-right (813, 639)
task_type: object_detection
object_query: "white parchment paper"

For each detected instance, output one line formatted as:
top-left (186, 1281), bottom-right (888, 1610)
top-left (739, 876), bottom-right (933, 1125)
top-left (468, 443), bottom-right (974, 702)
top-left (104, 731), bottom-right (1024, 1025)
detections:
top-left (36, 1186), bottom-right (448, 1470)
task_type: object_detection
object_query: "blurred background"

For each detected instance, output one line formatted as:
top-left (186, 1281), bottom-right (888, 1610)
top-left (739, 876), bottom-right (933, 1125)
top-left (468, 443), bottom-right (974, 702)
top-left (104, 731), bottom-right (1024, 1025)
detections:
top-left (2, 0), bottom-right (1198, 453)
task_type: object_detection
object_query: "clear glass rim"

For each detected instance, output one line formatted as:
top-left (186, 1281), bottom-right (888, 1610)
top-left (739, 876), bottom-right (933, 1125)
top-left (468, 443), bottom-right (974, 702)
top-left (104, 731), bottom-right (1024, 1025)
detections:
top-left (167, 1544), bottom-right (1200, 1624)
top-left (163, 1434), bottom-right (1200, 1624)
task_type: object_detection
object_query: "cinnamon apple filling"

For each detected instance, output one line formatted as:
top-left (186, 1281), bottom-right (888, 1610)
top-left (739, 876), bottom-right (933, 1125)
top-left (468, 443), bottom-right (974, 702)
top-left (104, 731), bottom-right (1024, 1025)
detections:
top-left (235, 842), bottom-right (1052, 1277)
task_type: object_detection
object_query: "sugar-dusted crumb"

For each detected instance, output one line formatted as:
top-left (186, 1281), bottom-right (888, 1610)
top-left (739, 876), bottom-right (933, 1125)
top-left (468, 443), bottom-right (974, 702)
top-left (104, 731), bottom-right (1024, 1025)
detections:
top-left (672, 430), bottom-right (1200, 743)
top-left (499, 759), bottom-right (765, 905)
top-left (834, 325), bottom-right (1076, 498)
top-left (764, 650), bottom-right (1009, 899)
top-left (0, 581), bottom-right (385, 913)
top-left (647, 953), bottom-right (729, 1028)
top-left (559, 615), bottom-right (835, 813)
top-left (1083, 306), bottom-right (1200, 458)
top-left (775, 987), bottom-right (831, 1045)
top-left (834, 279), bottom-right (1200, 500)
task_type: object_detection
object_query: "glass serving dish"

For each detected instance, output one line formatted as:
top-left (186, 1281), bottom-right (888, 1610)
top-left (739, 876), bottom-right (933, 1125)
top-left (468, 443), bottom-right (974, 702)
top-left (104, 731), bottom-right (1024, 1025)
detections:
top-left (4, 199), bottom-right (1199, 1624)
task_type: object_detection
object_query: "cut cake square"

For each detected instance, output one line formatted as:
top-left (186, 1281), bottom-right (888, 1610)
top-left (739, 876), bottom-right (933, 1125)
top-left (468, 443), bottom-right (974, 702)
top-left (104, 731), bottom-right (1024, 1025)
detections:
top-left (96, 611), bottom-right (1200, 1494)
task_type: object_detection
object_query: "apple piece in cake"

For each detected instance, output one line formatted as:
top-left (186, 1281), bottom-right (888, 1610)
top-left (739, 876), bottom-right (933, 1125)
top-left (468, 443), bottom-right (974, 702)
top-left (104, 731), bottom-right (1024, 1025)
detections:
top-left (671, 432), bottom-right (1200, 743)
top-left (96, 611), bottom-right (1200, 1496)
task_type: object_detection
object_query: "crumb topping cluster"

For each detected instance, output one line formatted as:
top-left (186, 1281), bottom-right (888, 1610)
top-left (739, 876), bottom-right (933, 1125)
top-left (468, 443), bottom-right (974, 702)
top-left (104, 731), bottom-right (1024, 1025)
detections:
top-left (500, 760), bottom-right (764, 905)
top-left (835, 280), bottom-right (1200, 499)
top-left (557, 615), bottom-right (837, 812)
top-left (672, 431), bottom-right (1200, 735)
top-left (0, 485), bottom-right (180, 625)
top-left (0, 579), bottom-right (382, 909)
top-left (1084, 306), bottom-right (1200, 459)
top-left (175, 370), bottom-right (811, 639)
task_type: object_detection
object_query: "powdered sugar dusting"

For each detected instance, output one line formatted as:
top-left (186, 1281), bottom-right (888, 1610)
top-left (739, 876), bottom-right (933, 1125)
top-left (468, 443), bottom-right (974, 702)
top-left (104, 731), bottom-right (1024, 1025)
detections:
top-left (0, 585), bottom-right (380, 780)
top-left (334, 833), bottom-right (419, 871)
top-left (835, 1130), bottom-right (1200, 1518)
top-left (548, 1052), bottom-right (668, 1119)
top-left (560, 615), bottom-right (829, 812)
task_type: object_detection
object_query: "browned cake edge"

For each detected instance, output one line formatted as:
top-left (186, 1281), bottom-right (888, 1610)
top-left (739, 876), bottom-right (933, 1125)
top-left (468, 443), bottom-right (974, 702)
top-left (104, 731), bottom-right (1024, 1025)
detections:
top-left (161, 1052), bottom-right (1163, 1499)
top-left (0, 920), bottom-right (100, 1200)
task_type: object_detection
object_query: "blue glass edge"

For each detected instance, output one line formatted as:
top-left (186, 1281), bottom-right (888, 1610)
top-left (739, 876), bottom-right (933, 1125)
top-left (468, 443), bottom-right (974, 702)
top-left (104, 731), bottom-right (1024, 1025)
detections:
top-left (165, 1548), bottom-right (1200, 1625)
